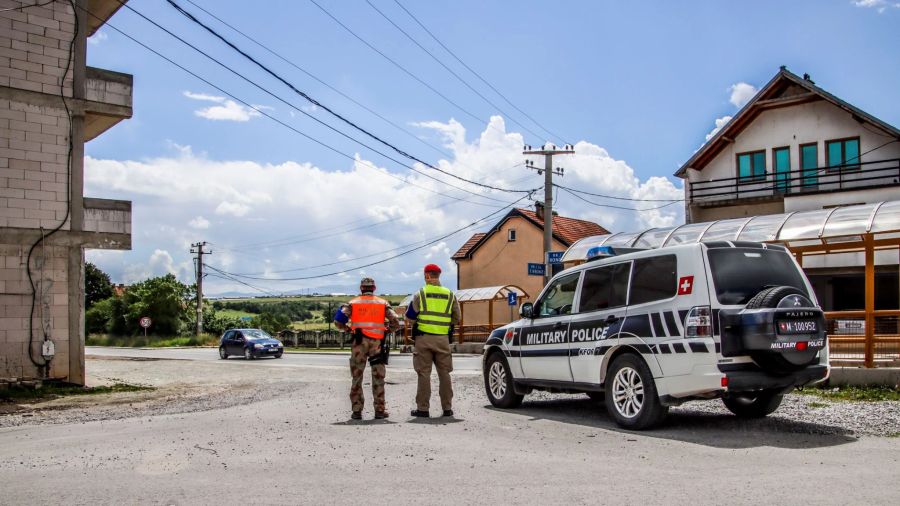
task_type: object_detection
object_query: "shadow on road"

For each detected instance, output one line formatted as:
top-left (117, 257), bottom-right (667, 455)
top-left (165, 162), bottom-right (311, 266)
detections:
top-left (486, 397), bottom-right (857, 450)
top-left (406, 416), bottom-right (464, 425)
top-left (332, 419), bottom-right (398, 426)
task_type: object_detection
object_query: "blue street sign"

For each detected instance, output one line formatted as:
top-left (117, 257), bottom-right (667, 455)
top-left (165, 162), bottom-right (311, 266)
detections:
top-left (527, 263), bottom-right (546, 276)
top-left (240, 316), bottom-right (252, 322)
top-left (547, 251), bottom-right (565, 264)
top-left (507, 292), bottom-right (517, 306)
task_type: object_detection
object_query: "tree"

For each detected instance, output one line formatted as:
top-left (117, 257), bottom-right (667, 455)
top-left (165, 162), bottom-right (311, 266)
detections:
top-left (251, 312), bottom-right (291, 336)
top-left (85, 262), bottom-right (113, 310)
top-left (122, 274), bottom-right (193, 335)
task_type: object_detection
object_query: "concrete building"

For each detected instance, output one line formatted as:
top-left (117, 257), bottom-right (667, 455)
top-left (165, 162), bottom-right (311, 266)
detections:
top-left (1, 0), bottom-right (132, 384)
top-left (675, 67), bottom-right (900, 312)
top-left (451, 203), bottom-right (607, 328)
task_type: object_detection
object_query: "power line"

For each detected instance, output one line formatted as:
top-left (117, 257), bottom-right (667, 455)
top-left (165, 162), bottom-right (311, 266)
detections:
top-left (363, 0), bottom-right (547, 142)
top-left (207, 192), bottom-right (534, 282)
top-left (85, 2), bottom-right (526, 208)
top-left (391, 0), bottom-right (570, 145)
top-left (559, 186), bottom-right (682, 211)
top-left (205, 270), bottom-right (280, 297)
top-left (554, 183), bottom-right (685, 202)
top-left (180, 0), bottom-right (458, 164)
top-left (163, 0), bottom-right (531, 195)
top-left (306, 0), bottom-right (529, 144)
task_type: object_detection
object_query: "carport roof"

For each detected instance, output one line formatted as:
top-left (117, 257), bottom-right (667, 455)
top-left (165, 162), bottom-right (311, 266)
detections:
top-left (562, 200), bottom-right (900, 263)
top-left (398, 285), bottom-right (529, 307)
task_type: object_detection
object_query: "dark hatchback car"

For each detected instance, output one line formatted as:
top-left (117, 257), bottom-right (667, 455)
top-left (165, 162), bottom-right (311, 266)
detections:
top-left (219, 328), bottom-right (284, 360)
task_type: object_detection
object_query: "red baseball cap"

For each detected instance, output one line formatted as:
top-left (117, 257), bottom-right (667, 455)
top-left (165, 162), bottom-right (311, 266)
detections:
top-left (424, 263), bottom-right (442, 274)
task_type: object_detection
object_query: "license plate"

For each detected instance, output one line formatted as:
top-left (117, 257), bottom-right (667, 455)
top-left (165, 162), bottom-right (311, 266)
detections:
top-left (777, 320), bottom-right (818, 334)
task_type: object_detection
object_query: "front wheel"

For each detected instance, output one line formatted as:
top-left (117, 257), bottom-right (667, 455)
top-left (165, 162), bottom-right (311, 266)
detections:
top-left (484, 352), bottom-right (523, 409)
top-left (219, 347), bottom-right (228, 360)
top-left (723, 390), bottom-right (783, 418)
top-left (274, 351), bottom-right (283, 359)
top-left (244, 348), bottom-right (254, 360)
top-left (604, 354), bottom-right (668, 430)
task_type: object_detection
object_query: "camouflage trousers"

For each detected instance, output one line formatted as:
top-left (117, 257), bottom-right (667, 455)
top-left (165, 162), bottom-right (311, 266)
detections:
top-left (350, 337), bottom-right (386, 413)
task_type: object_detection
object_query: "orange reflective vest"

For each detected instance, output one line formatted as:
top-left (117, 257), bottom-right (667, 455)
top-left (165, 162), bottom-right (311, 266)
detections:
top-left (349, 295), bottom-right (388, 339)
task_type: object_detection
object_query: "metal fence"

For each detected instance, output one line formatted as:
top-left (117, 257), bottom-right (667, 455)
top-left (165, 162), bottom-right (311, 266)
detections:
top-left (280, 330), bottom-right (404, 349)
top-left (825, 311), bottom-right (900, 367)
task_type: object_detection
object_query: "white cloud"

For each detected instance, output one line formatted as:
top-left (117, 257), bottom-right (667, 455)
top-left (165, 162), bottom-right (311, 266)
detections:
top-left (88, 31), bottom-right (107, 46)
top-left (188, 216), bottom-right (210, 229)
top-left (705, 115), bottom-right (732, 142)
top-left (852, 0), bottom-right (900, 13)
top-left (183, 91), bottom-right (263, 122)
top-left (728, 82), bottom-right (758, 108)
top-left (215, 201), bottom-right (251, 217)
top-left (85, 117), bottom-right (683, 294)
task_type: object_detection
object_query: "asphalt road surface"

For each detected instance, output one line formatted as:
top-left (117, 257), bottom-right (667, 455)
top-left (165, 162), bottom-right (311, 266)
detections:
top-left (1, 351), bottom-right (899, 505)
top-left (85, 346), bottom-right (483, 371)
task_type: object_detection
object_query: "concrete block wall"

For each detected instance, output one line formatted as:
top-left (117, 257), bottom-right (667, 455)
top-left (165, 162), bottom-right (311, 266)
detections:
top-left (0, 0), bottom-right (76, 97)
top-left (0, 243), bottom-right (70, 380)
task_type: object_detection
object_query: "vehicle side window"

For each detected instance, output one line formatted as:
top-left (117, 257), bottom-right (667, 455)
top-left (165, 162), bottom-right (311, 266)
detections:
top-left (234, 332), bottom-right (244, 341)
top-left (579, 263), bottom-right (630, 312)
top-left (630, 255), bottom-right (677, 305)
top-left (223, 330), bottom-right (234, 340)
top-left (536, 273), bottom-right (580, 317)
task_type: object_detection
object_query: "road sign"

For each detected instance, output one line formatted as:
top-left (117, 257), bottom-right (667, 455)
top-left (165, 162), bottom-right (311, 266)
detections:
top-left (139, 316), bottom-right (152, 328)
top-left (507, 292), bottom-right (517, 306)
top-left (546, 251), bottom-right (565, 264)
top-left (240, 316), bottom-right (252, 322)
top-left (527, 263), bottom-right (545, 276)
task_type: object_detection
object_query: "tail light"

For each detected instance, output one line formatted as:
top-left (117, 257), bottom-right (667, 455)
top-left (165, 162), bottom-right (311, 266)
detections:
top-left (685, 306), bottom-right (712, 337)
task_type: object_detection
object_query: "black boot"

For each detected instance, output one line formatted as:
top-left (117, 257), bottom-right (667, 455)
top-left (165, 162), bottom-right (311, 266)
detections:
top-left (351, 411), bottom-right (362, 420)
top-left (410, 409), bottom-right (429, 418)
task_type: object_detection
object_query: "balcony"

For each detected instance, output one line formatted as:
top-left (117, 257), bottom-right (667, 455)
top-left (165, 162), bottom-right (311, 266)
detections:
top-left (83, 197), bottom-right (131, 250)
top-left (83, 66), bottom-right (133, 142)
top-left (689, 158), bottom-right (900, 206)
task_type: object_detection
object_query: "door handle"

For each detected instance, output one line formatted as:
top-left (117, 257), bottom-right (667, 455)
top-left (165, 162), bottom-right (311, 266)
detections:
top-left (605, 315), bottom-right (619, 324)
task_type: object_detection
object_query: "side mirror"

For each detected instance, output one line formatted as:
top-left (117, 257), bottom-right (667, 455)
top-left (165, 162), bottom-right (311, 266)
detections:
top-left (519, 302), bottom-right (534, 319)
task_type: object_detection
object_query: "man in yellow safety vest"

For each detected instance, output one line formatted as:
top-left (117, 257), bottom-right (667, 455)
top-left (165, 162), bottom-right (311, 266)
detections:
top-left (406, 264), bottom-right (460, 418)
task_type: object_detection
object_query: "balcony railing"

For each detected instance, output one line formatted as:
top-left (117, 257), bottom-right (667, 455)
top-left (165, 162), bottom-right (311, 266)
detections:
top-left (689, 158), bottom-right (900, 203)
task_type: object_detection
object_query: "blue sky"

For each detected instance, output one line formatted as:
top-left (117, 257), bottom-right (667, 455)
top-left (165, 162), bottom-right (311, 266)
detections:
top-left (83, 0), bottom-right (900, 295)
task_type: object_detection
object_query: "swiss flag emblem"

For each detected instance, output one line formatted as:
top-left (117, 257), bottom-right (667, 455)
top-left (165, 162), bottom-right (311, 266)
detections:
top-left (678, 276), bottom-right (694, 295)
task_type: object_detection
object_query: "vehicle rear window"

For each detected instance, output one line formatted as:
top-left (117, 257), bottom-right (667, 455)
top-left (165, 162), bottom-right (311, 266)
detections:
top-left (707, 248), bottom-right (809, 305)
top-left (630, 255), bottom-right (677, 305)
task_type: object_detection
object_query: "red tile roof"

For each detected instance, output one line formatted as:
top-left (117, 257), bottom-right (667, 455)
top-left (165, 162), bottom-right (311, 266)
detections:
top-left (516, 208), bottom-right (610, 245)
top-left (451, 209), bottom-right (609, 260)
top-left (451, 233), bottom-right (486, 259)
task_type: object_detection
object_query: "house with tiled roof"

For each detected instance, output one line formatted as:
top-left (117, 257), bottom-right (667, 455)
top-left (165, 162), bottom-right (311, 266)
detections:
top-left (451, 203), bottom-right (608, 327)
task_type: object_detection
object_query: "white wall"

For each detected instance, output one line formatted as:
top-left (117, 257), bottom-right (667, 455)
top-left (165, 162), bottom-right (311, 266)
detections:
top-left (688, 100), bottom-right (900, 194)
top-left (784, 186), bottom-right (900, 212)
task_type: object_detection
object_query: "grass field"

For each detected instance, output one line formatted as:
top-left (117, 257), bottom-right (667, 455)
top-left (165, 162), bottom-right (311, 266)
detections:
top-left (217, 309), bottom-right (255, 319)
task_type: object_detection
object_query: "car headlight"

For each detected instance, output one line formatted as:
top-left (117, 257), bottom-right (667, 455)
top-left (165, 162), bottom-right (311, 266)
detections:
top-left (254, 343), bottom-right (263, 349)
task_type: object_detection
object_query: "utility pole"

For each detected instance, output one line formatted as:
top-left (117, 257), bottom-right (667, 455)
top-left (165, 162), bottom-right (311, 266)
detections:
top-left (191, 241), bottom-right (212, 336)
top-left (524, 144), bottom-right (575, 285)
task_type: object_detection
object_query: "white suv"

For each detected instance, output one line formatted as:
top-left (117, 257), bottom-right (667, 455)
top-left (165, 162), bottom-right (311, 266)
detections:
top-left (482, 241), bottom-right (829, 430)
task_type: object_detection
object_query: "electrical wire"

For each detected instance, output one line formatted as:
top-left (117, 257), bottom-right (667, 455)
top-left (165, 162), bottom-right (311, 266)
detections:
top-left (206, 192), bottom-right (534, 282)
top-left (180, 0), bottom-right (459, 164)
top-left (306, 0), bottom-right (533, 146)
top-left (25, 0), bottom-right (75, 372)
top-left (363, 0), bottom-right (546, 143)
top-left (163, 0), bottom-right (531, 195)
top-left (554, 183), bottom-right (685, 202)
top-left (205, 271), bottom-right (280, 297)
top-left (392, 0), bottom-right (570, 146)
top-left (559, 187), bottom-right (682, 211)
top-left (76, 3), bottom-right (527, 213)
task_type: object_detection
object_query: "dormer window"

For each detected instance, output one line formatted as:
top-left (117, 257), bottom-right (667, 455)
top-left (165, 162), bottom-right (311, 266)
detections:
top-left (508, 229), bottom-right (517, 242)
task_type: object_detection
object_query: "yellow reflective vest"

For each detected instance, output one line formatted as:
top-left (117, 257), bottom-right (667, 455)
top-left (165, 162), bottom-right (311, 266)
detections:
top-left (416, 284), bottom-right (455, 335)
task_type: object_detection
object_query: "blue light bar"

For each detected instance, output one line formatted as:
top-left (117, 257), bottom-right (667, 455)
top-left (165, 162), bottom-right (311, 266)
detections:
top-left (586, 246), bottom-right (616, 260)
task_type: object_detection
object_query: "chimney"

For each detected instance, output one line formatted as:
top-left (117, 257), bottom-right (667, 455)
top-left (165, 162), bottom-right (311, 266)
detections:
top-left (535, 201), bottom-right (545, 220)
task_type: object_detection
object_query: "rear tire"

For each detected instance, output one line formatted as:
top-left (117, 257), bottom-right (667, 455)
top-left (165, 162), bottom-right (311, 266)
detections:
top-left (723, 389), bottom-right (783, 418)
top-left (604, 353), bottom-right (667, 430)
top-left (484, 352), bottom-right (523, 409)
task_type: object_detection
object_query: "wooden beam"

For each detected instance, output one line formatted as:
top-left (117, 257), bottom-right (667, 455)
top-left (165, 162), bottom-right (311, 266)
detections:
top-left (864, 236), bottom-right (875, 368)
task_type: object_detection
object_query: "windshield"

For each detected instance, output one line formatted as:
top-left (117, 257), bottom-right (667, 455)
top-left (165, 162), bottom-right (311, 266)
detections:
top-left (707, 248), bottom-right (810, 305)
top-left (244, 329), bottom-right (273, 340)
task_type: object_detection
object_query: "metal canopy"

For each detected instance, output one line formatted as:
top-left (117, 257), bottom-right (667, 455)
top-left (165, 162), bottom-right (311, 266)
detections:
top-left (562, 200), bottom-right (900, 263)
top-left (398, 285), bottom-right (529, 307)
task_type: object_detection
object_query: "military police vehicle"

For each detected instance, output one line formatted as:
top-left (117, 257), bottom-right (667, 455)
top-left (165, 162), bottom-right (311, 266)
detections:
top-left (482, 241), bottom-right (829, 430)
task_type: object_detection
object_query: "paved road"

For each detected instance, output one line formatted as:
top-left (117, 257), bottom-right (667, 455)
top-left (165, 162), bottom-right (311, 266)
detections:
top-left (85, 346), bottom-right (483, 372)
top-left (2, 355), bottom-right (900, 504)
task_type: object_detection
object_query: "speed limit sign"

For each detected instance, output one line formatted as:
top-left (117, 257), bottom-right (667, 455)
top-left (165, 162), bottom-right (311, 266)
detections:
top-left (139, 316), bottom-right (152, 336)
